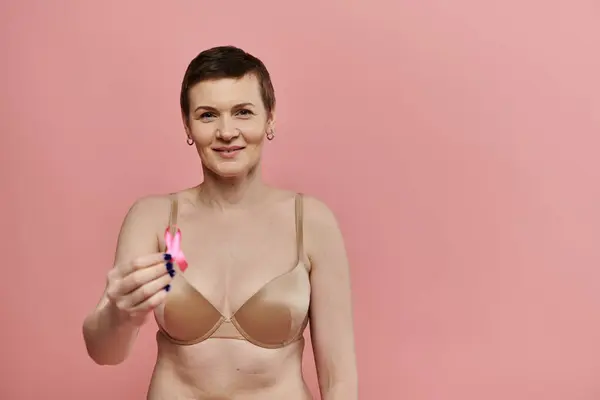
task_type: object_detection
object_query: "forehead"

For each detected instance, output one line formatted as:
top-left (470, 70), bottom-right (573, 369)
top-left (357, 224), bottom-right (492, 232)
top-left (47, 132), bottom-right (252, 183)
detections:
top-left (187, 74), bottom-right (263, 108)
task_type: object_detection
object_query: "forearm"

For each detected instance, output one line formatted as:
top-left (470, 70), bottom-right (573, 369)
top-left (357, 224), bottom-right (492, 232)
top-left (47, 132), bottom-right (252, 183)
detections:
top-left (82, 303), bottom-right (140, 366)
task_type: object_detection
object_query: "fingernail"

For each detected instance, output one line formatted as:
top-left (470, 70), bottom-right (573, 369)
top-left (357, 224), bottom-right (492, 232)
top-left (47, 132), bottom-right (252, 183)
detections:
top-left (166, 262), bottom-right (174, 271)
top-left (168, 269), bottom-right (175, 277)
top-left (164, 253), bottom-right (172, 261)
top-left (164, 284), bottom-right (171, 292)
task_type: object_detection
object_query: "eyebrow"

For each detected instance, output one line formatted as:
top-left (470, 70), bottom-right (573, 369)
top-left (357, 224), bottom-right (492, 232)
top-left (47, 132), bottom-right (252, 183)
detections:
top-left (193, 102), bottom-right (255, 113)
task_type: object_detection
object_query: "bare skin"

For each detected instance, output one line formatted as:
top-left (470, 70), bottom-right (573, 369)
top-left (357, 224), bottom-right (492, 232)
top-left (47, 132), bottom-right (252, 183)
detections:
top-left (82, 74), bottom-right (357, 399)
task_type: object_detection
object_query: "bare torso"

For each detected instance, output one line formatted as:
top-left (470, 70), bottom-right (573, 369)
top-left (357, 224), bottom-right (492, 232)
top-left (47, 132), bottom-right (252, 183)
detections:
top-left (146, 188), bottom-right (313, 399)
top-left (148, 334), bottom-right (312, 399)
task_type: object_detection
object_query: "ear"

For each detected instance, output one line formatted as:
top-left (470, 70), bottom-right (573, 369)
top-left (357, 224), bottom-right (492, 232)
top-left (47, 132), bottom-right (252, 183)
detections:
top-left (181, 111), bottom-right (192, 138)
top-left (267, 110), bottom-right (277, 132)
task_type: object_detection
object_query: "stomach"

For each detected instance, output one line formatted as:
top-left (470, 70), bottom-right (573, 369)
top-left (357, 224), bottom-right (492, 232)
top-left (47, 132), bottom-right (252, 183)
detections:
top-left (147, 331), bottom-right (314, 400)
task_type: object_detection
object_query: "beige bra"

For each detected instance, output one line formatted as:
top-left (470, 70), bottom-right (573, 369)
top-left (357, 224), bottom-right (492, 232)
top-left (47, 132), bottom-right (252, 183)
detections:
top-left (155, 193), bottom-right (311, 349)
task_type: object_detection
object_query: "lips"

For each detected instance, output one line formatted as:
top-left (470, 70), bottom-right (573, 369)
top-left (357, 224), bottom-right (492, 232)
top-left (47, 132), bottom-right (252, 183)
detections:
top-left (213, 146), bottom-right (245, 159)
top-left (213, 146), bottom-right (245, 153)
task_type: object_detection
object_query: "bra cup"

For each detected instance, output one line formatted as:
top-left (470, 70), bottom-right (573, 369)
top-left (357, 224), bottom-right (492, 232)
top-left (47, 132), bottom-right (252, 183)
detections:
top-left (232, 263), bottom-right (311, 347)
top-left (157, 275), bottom-right (224, 343)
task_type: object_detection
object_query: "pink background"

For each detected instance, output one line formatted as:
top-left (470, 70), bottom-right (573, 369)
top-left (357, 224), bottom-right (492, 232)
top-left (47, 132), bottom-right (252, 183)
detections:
top-left (1, 1), bottom-right (599, 399)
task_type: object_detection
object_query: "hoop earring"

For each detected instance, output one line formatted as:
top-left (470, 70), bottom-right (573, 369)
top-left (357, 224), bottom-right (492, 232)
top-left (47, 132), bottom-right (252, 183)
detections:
top-left (186, 137), bottom-right (194, 146)
top-left (266, 130), bottom-right (275, 141)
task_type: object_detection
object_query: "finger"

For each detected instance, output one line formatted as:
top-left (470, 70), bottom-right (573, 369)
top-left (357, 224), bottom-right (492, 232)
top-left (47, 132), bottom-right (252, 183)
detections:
top-left (128, 282), bottom-right (170, 314)
top-left (118, 262), bottom-right (173, 295)
top-left (122, 273), bottom-right (173, 309)
top-left (120, 252), bottom-right (172, 275)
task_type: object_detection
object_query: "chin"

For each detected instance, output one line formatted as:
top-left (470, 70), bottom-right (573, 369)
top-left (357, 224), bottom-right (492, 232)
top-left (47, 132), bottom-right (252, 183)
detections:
top-left (211, 162), bottom-right (251, 179)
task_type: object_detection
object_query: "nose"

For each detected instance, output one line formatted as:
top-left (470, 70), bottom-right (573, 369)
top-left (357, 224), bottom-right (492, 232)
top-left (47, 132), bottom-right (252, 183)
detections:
top-left (216, 116), bottom-right (239, 141)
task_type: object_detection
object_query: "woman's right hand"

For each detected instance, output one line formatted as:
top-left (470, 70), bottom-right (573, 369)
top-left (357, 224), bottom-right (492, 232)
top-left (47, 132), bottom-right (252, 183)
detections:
top-left (105, 253), bottom-right (175, 326)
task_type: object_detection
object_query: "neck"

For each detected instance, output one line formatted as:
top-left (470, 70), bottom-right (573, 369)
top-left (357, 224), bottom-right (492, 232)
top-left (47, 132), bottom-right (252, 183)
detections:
top-left (197, 165), bottom-right (267, 210)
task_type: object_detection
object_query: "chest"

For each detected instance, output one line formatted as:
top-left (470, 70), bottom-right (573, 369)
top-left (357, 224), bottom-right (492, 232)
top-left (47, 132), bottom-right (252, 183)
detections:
top-left (158, 211), bottom-right (303, 316)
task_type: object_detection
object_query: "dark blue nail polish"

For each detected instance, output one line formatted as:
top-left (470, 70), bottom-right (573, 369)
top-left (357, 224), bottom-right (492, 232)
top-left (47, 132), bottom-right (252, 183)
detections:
top-left (166, 262), bottom-right (173, 270)
top-left (168, 269), bottom-right (175, 277)
top-left (164, 253), bottom-right (172, 261)
top-left (164, 284), bottom-right (171, 292)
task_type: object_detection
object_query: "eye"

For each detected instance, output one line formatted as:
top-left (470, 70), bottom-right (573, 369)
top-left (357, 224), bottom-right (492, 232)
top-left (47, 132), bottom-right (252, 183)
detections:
top-left (199, 112), bottom-right (216, 120)
top-left (236, 109), bottom-right (254, 118)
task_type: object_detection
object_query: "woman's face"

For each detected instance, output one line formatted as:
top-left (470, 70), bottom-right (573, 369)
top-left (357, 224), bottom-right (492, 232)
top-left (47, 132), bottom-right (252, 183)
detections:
top-left (184, 74), bottom-right (273, 179)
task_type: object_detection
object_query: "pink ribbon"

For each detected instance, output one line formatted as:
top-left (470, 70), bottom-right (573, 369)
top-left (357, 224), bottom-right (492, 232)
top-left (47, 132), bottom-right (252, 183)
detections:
top-left (164, 227), bottom-right (188, 272)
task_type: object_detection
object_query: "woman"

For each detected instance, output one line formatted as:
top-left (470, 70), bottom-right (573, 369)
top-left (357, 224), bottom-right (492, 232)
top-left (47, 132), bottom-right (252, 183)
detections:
top-left (82, 45), bottom-right (357, 399)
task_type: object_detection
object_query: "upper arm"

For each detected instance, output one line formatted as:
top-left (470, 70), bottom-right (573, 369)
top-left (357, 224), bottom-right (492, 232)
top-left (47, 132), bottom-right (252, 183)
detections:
top-left (305, 196), bottom-right (358, 392)
top-left (94, 195), bottom-right (166, 309)
top-left (113, 195), bottom-right (165, 266)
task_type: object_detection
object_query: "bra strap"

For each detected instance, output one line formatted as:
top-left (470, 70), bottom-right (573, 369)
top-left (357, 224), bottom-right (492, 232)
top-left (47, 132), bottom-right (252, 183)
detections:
top-left (168, 193), bottom-right (179, 236)
top-left (294, 193), bottom-right (304, 261)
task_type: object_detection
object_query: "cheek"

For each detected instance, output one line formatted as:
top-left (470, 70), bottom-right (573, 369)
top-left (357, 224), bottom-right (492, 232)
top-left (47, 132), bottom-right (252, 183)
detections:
top-left (241, 122), bottom-right (267, 144)
top-left (244, 130), bottom-right (266, 146)
top-left (189, 125), bottom-right (214, 146)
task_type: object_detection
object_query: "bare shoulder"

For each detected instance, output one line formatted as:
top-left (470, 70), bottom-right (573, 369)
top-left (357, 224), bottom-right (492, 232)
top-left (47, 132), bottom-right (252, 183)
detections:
top-left (270, 189), bottom-right (339, 226)
top-left (123, 193), bottom-right (172, 226)
top-left (300, 194), bottom-right (347, 266)
top-left (301, 194), bottom-right (341, 232)
top-left (268, 189), bottom-right (343, 247)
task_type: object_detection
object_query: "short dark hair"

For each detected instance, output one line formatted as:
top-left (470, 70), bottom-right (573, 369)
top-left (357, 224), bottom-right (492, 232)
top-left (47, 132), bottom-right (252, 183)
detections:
top-left (180, 45), bottom-right (276, 120)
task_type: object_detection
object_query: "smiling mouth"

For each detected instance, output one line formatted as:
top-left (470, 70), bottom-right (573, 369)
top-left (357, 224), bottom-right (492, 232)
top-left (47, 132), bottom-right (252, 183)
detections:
top-left (213, 147), bottom-right (245, 153)
top-left (212, 146), bottom-right (245, 159)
